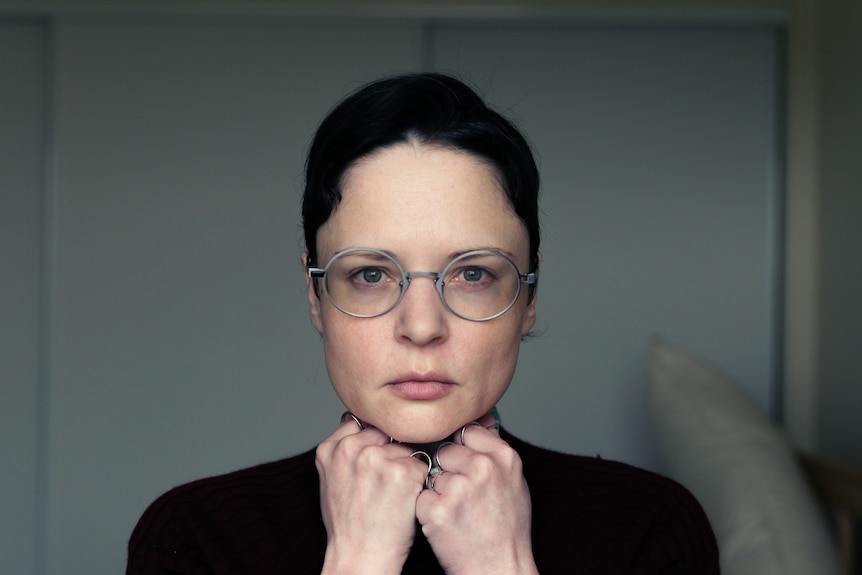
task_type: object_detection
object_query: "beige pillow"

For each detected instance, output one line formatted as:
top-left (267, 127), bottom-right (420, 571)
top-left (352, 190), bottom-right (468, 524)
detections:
top-left (648, 337), bottom-right (841, 575)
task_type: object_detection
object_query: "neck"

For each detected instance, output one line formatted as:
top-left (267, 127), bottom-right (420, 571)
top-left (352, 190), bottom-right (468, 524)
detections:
top-left (397, 436), bottom-right (454, 454)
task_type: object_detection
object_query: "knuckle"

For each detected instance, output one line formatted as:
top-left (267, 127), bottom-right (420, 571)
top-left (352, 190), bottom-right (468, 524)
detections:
top-left (472, 454), bottom-right (496, 478)
top-left (354, 443), bottom-right (384, 467)
top-left (424, 503), bottom-right (451, 527)
top-left (392, 462), bottom-right (421, 485)
top-left (499, 447), bottom-right (522, 471)
top-left (315, 442), bottom-right (336, 470)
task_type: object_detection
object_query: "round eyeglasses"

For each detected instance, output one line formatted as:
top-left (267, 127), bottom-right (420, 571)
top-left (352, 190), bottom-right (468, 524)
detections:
top-left (307, 248), bottom-right (537, 322)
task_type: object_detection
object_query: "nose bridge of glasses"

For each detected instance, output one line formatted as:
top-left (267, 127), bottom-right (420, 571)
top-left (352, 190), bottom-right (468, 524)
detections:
top-left (404, 270), bottom-right (444, 297)
top-left (402, 271), bottom-right (446, 305)
top-left (404, 270), bottom-right (441, 284)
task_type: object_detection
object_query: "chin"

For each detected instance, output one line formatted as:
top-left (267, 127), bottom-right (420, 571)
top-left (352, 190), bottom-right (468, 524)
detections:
top-left (391, 432), bottom-right (447, 445)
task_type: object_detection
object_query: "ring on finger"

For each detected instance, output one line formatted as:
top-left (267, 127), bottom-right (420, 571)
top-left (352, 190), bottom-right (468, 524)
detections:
top-left (434, 441), bottom-right (455, 470)
top-left (459, 421), bottom-right (482, 445)
top-left (425, 467), bottom-right (445, 491)
top-left (340, 411), bottom-right (364, 431)
top-left (410, 450), bottom-right (433, 475)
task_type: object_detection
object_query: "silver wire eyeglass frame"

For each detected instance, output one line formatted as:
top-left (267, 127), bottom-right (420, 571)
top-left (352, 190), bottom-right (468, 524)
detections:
top-left (307, 247), bottom-right (537, 322)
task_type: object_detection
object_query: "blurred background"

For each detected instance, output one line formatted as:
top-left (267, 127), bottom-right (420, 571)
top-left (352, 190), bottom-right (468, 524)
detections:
top-left (1, 0), bottom-right (859, 574)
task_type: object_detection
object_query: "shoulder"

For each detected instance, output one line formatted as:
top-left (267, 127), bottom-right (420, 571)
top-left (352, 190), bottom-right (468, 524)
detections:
top-left (510, 431), bottom-right (699, 505)
top-left (127, 448), bottom-right (324, 574)
top-left (132, 448), bottom-right (320, 533)
top-left (503, 431), bottom-right (719, 574)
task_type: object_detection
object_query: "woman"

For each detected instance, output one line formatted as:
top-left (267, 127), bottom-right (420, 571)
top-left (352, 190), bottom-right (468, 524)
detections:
top-left (127, 73), bottom-right (718, 574)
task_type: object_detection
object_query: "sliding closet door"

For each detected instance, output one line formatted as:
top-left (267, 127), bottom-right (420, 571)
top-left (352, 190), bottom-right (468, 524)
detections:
top-left (48, 19), bottom-right (422, 574)
top-left (430, 24), bottom-right (782, 466)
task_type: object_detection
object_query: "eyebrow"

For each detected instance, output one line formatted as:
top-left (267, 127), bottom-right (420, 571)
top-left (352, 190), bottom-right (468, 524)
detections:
top-left (447, 247), bottom-right (518, 260)
top-left (327, 247), bottom-right (398, 259)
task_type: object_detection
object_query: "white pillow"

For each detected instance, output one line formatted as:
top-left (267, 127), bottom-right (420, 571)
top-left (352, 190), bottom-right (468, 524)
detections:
top-left (648, 337), bottom-right (841, 575)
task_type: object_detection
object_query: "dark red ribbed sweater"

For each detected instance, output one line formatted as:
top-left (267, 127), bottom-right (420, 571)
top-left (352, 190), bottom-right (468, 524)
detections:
top-left (127, 431), bottom-right (719, 574)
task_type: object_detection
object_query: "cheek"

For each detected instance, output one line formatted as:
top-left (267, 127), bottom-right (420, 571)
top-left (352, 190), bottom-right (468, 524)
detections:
top-left (320, 313), bottom-right (385, 381)
top-left (461, 319), bottom-right (525, 380)
top-left (320, 330), bottom-right (367, 406)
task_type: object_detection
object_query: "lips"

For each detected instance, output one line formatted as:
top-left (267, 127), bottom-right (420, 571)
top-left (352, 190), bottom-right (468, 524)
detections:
top-left (387, 373), bottom-right (455, 400)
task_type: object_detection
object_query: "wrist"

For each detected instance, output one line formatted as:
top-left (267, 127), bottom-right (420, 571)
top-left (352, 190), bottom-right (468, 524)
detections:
top-left (450, 542), bottom-right (539, 575)
top-left (321, 541), bottom-right (406, 575)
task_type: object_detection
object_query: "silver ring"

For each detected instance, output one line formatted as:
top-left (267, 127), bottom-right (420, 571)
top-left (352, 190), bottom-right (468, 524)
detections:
top-left (341, 411), bottom-right (364, 431)
top-left (410, 450), bottom-right (433, 475)
top-left (434, 441), bottom-right (455, 470)
top-left (459, 421), bottom-right (482, 445)
top-left (425, 467), bottom-right (445, 491)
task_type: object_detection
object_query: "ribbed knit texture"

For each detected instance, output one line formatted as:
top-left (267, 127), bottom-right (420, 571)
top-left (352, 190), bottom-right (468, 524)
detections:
top-left (127, 430), bottom-right (719, 574)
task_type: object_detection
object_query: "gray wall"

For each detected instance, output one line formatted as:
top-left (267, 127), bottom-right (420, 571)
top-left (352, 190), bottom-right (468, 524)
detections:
top-left (818, 0), bottom-right (862, 469)
top-left (0, 22), bottom-right (44, 575)
top-left (2, 11), bottom-right (785, 575)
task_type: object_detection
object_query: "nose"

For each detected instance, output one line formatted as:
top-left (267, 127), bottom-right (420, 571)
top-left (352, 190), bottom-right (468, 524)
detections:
top-left (393, 273), bottom-right (448, 345)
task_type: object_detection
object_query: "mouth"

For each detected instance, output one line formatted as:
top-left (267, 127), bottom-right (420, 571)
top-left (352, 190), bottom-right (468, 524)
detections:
top-left (387, 373), bottom-right (455, 400)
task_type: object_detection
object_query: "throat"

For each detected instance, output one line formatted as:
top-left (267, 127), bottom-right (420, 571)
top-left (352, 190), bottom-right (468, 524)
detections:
top-left (397, 436), bottom-right (454, 454)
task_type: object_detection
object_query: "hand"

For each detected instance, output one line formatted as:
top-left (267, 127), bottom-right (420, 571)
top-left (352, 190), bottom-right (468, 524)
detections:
top-left (316, 416), bottom-right (428, 575)
top-left (415, 418), bottom-right (539, 575)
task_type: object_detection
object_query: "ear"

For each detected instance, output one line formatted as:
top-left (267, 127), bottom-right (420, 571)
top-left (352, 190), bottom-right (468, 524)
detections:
top-left (301, 251), bottom-right (324, 335)
top-left (520, 251), bottom-right (541, 337)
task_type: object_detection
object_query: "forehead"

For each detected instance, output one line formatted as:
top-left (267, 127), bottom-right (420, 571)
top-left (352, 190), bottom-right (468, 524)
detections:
top-left (317, 143), bottom-right (529, 261)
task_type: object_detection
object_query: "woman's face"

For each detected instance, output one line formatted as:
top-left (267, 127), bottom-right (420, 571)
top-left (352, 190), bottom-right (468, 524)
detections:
top-left (304, 142), bottom-right (537, 443)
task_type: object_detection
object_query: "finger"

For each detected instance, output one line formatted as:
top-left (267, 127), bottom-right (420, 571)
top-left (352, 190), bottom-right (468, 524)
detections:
top-left (341, 411), bottom-right (365, 432)
top-left (455, 421), bottom-right (482, 446)
top-left (455, 422), bottom-right (503, 452)
top-left (425, 467), bottom-right (446, 491)
top-left (362, 442), bottom-right (430, 471)
top-left (431, 443), bottom-right (472, 475)
top-left (476, 410), bottom-right (500, 432)
top-left (320, 419), bottom-right (389, 458)
top-left (361, 444), bottom-right (434, 490)
top-left (318, 438), bottom-right (426, 488)
top-left (410, 450), bottom-right (433, 475)
top-left (433, 442), bottom-right (456, 471)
